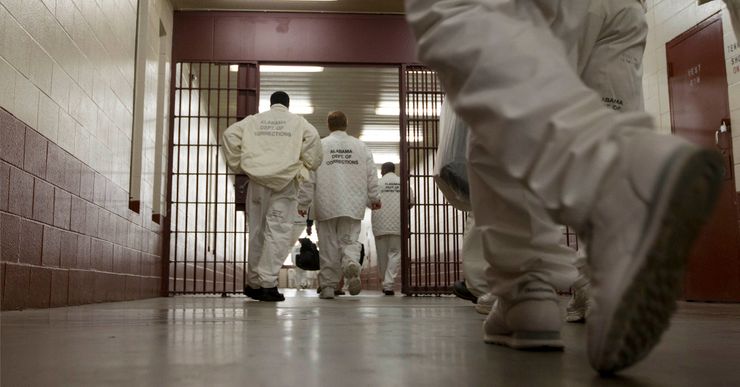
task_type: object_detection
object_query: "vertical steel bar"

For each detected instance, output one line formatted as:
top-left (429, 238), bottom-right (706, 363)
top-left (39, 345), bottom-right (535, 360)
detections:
top-left (214, 63), bottom-right (221, 293)
top-left (182, 63), bottom-right (194, 293)
top-left (194, 62), bottom-right (205, 293)
top-left (399, 65), bottom-right (410, 295)
top-left (167, 62), bottom-right (182, 294)
top-left (414, 68), bottom-right (421, 292)
top-left (423, 69), bottom-right (431, 291)
top-left (204, 62), bottom-right (213, 293)
top-left (428, 70), bottom-right (439, 290)
top-left (227, 64), bottom-right (233, 293)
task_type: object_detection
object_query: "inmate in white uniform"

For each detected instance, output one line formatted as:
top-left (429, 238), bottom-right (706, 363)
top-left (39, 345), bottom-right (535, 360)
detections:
top-left (443, 0), bottom-right (652, 297)
top-left (300, 131), bottom-right (380, 292)
top-left (406, 0), bottom-right (738, 373)
top-left (371, 171), bottom-right (415, 292)
top-left (222, 104), bottom-right (322, 289)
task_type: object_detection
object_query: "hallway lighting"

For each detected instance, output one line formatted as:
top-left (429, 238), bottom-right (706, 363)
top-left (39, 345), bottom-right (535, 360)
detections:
top-left (259, 65), bottom-right (325, 73)
top-left (375, 101), bottom-right (442, 117)
top-left (360, 129), bottom-right (400, 142)
top-left (360, 127), bottom-right (423, 143)
top-left (373, 152), bottom-right (401, 164)
top-left (259, 101), bottom-right (314, 115)
top-left (374, 101), bottom-right (400, 116)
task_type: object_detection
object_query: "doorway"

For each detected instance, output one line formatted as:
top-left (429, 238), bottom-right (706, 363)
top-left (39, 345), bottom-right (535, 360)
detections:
top-left (667, 13), bottom-right (740, 301)
top-left (258, 64), bottom-right (401, 290)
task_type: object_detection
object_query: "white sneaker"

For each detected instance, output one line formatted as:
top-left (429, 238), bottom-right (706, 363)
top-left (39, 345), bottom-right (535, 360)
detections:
top-left (566, 284), bottom-right (590, 323)
top-left (483, 281), bottom-right (564, 350)
top-left (475, 292), bottom-right (496, 315)
top-left (580, 134), bottom-right (723, 374)
top-left (319, 286), bottom-right (335, 299)
top-left (343, 260), bottom-right (362, 296)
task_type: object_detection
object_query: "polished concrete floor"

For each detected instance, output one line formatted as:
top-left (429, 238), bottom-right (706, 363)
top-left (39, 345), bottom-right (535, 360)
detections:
top-left (1, 291), bottom-right (740, 387)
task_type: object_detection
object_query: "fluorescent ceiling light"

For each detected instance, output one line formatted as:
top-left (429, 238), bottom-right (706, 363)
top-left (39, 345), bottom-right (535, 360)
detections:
top-left (360, 128), bottom-right (423, 143)
top-left (373, 152), bottom-right (400, 165)
top-left (360, 129), bottom-right (399, 142)
top-left (375, 101), bottom-right (399, 116)
top-left (259, 102), bottom-right (314, 115)
top-left (375, 101), bottom-right (442, 117)
top-left (260, 65), bottom-right (325, 73)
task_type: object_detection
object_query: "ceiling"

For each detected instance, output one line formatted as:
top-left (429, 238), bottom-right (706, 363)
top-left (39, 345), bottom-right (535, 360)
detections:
top-left (171, 0), bottom-right (405, 14)
top-left (259, 65), bottom-right (401, 165)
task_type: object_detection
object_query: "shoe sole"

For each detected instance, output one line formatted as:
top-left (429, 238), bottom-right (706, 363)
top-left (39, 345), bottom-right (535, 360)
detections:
top-left (344, 262), bottom-right (362, 296)
top-left (590, 149), bottom-right (723, 374)
top-left (475, 304), bottom-right (492, 315)
top-left (484, 331), bottom-right (564, 351)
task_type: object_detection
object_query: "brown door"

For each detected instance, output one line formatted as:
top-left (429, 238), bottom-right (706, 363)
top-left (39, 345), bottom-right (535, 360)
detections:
top-left (667, 14), bottom-right (740, 301)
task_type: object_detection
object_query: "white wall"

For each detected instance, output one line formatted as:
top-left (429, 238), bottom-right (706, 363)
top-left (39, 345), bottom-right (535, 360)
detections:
top-left (643, 0), bottom-right (740, 189)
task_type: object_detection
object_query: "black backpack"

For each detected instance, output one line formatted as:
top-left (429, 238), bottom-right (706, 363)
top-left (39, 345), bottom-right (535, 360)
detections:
top-left (296, 238), bottom-right (320, 271)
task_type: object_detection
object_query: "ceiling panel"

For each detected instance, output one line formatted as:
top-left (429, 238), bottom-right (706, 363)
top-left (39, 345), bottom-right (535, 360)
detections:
top-left (172, 0), bottom-right (405, 14)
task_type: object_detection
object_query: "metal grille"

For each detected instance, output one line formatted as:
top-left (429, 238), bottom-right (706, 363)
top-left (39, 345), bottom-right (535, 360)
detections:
top-left (401, 65), bottom-right (466, 295)
top-left (167, 62), bottom-right (258, 294)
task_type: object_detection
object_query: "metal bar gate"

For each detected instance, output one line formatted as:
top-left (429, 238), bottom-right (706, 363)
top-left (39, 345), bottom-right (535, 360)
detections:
top-left (164, 63), bottom-right (576, 296)
top-left (166, 62), bottom-right (258, 294)
top-left (400, 65), bottom-right (466, 295)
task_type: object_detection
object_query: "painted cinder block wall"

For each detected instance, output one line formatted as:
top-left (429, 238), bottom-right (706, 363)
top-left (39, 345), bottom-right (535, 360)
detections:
top-left (0, 0), bottom-right (174, 310)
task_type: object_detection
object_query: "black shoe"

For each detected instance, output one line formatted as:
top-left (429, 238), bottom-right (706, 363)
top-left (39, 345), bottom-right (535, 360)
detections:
top-left (244, 285), bottom-right (261, 299)
top-left (383, 290), bottom-right (395, 296)
top-left (259, 287), bottom-right (285, 302)
top-left (452, 280), bottom-right (477, 304)
top-left (334, 289), bottom-right (346, 296)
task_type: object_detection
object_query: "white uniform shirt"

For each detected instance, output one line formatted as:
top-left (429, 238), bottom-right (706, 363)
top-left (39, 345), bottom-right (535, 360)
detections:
top-left (306, 131), bottom-right (380, 221)
top-left (222, 104), bottom-right (323, 191)
top-left (371, 172), bottom-right (413, 236)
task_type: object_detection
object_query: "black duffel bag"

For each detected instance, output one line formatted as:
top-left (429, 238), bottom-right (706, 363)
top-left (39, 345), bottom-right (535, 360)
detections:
top-left (296, 238), bottom-right (320, 271)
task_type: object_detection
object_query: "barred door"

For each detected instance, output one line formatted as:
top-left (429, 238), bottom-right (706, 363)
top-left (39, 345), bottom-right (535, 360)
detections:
top-left (400, 65), bottom-right (466, 295)
top-left (166, 62), bottom-right (258, 294)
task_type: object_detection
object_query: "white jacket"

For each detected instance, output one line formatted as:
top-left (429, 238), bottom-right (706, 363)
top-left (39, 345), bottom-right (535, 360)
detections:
top-left (371, 172), bottom-right (415, 236)
top-left (300, 131), bottom-right (380, 221)
top-left (222, 104), bottom-right (322, 191)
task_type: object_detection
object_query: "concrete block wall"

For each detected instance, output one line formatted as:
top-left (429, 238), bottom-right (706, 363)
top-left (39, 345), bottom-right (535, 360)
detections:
top-left (0, 0), bottom-right (174, 310)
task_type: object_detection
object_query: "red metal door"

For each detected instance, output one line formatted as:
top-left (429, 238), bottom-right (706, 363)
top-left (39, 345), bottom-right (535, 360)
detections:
top-left (667, 14), bottom-right (740, 301)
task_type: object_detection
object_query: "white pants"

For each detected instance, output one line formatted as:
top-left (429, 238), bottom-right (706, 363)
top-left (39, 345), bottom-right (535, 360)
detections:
top-left (246, 181), bottom-right (298, 288)
top-left (317, 217), bottom-right (362, 289)
top-left (461, 216), bottom-right (488, 298)
top-left (406, 0), bottom-right (651, 296)
top-left (375, 234), bottom-right (401, 291)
